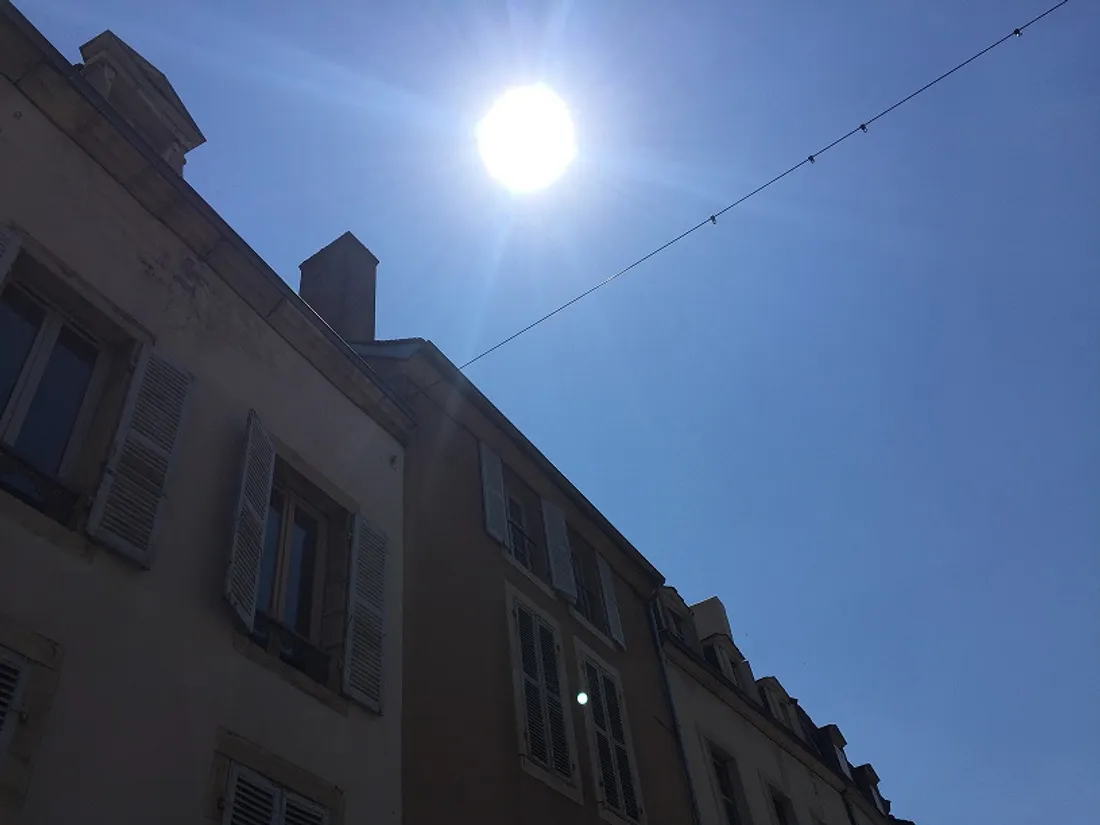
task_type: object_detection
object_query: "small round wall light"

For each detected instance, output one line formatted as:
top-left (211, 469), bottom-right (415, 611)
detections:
top-left (576, 692), bottom-right (589, 706)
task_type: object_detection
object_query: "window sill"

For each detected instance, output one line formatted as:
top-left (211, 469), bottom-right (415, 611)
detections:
top-left (0, 487), bottom-right (92, 562)
top-left (519, 756), bottom-right (583, 806)
top-left (598, 802), bottom-right (645, 825)
top-left (570, 608), bottom-right (618, 653)
top-left (232, 631), bottom-right (348, 716)
top-left (502, 546), bottom-right (556, 601)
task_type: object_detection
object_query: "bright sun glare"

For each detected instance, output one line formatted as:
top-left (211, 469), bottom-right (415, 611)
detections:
top-left (477, 84), bottom-right (576, 193)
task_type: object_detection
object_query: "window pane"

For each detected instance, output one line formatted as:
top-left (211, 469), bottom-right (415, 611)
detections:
top-left (257, 490), bottom-right (284, 616)
top-left (284, 505), bottom-right (319, 636)
top-left (13, 324), bottom-right (98, 475)
top-left (0, 286), bottom-right (45, 414)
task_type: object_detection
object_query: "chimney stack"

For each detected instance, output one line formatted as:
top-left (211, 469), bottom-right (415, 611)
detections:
top-left (299, 232), bottom-right (379, 344)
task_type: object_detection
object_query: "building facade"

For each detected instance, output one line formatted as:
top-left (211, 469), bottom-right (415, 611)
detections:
top-left (0, 6), bottom-right (411, 823)
top-left (657, 589), bottom-right (913, 825)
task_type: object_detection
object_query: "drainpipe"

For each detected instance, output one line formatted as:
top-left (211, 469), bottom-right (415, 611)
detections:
top-left (648, 595), bottom-right (702, 825)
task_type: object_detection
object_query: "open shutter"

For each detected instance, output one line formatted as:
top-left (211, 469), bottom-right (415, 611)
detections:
top-left (87, 347), bottom-right (191, 567)
top-left (515, 602), bottom-right (549, 767)
top-left (537, 620), bottom-right (573, 779)
top-left (0, 225), bottom-right (21, 290)
top-left (223, 411), bottom-right (275, 632)
top-left (222, 764), bottom-right (279, 825)
top-left (479, 442), bottom-right (508, 543)
top-left (585, 661), bottom-right (621, 811)
top-left (584, 659), bottom-right (643, 822)
top-left (0, 647), bottom-right (28, 756)
top-left (541, 498), bottom-right (577, 602)
top-left (344, 514), bottom-right (386, 711)
top-left (284, 791), bottom-right (329, 825)
top-left (597, 555), bottom-right (625, 647)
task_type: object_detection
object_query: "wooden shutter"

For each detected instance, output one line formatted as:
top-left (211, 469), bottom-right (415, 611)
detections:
top-left (514, 601), bottom-right (548, 767)
top-left (343, 513), bottom-right (386, 711)
top-left (596, 555), bottom-right (625, 647)
top-left (479, 442), bottom-right (508, 543)
top-left (0, 225), bottom-right (20, 290)
top-left (87, 347), bottom-right (191, 567)
top-left (284, 791), bottom-right (329, 825)
top-left (584, 659), bottom-right (643, 822)
top-left (541, 498), bottom-right (577, 602)
top-left (223, 411), bottom-right (275, 632)
top-left (222, 764), bottom-right (279, 825)
top-left (0, 647), bottom-right (28, 756)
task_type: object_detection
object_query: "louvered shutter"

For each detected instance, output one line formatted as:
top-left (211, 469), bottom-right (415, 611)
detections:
top-left (515, 602), bottom-right (549, 768)
top-left (0, 647), bottom-right (28, 756)
top-left (222, 764), bottom-right (279, 825)
top-left (537, 620), bottom-right (573, 779)
top-left (0, 225), bottom-right (21, 290)
top-left (479, 442), bottom-right (508, 543)
top-left (541, 498), bottom-right (577, 602)
top-left (344, 513), bottom-right (386, 711)
top-left (284, 791), bottom-right (329, 825)
top-left (87, 347), bottom-right (191, 567)
top-left (223, 411), bottom-right (275, 632)
top-left (596, 554), bottom-right (625, 647)
top-left (584, 659), bottom-right (643, 822)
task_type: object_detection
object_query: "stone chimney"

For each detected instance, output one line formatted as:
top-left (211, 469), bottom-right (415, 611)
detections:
top-left (79, 31), bottom-right (205, 174)
top-left (690, 595), bottom-right (733, 640)
top-left (299, 232), bottom-right (379, 344)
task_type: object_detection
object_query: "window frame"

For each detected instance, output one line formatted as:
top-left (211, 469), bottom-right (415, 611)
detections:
top-left (504, 583), bottom-right (583, 803)
top-left (0, 282), bottom-right (110, 486)
top-left (575, 638), bottom-right (645, 825)
top-left (707, 743), bottom-right (750, 825)
top-left (569, 528), bottom-right (607, 634)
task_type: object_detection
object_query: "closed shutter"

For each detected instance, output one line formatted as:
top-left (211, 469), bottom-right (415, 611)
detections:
top-left (514, 600), bottom-right (573, 779)
top-left (479, 442), bottom-right (508, 543)
top-left (541, 498), bottom-right (577, 602)
top-left (0, 647), bottom-right (28, 756)
top-left (584, 659), bottom-right (643, 822)
top-left (223, 411), bottom-right (276, 632)
top-left (596, 554), bottom-right (625, 647)
top-left (87, 347), bottom-right (191, 567)
top-left (222, 764), bottom-right (279, 825)
top-left (0, 225), bottom-right (21, 290)
top-left (284, 791), bottom-right (329, 825)
top-left (343, 513), bottom-right (387, 711)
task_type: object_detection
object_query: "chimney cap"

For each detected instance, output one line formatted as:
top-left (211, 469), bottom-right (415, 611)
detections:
top-left (302, 231), bottom-right (379, 267)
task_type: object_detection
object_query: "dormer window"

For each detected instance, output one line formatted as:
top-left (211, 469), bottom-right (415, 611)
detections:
top-left (835, 744), bottom-right (852, 779)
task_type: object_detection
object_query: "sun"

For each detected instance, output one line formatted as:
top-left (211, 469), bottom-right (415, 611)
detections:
top-left (476, 84), bottom-right (577, 193)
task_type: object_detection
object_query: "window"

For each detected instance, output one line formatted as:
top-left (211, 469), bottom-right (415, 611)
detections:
top-left (579, 650), bottom-right (643, 823)
top-left (479, 441), bottom-right (553, 583)
top-left (668, 610), bottom-right (686, 640)
top-left (571, 529), bottom-right (607, 633)
top-left (0, 283), bottom-right (105, 518)
top-left (869, 784), bottom-right (886, 814)
top-left (710, 748), bottom-right (746, 825)
top-left (834, 744), bottom-right (852, 780)
top-left (224, 412), bottom-right (388, 712)
top-left (222, 762), bottom-right (329, 825)
top-left (769, 788), bottom-right (796, 825)
top-left (507, 589), bottom-right (576, 787)
top-left (0, 646), bottom-right (28, 758)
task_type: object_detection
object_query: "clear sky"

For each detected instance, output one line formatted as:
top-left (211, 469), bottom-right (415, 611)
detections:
top-left (19, 1), bottom-right (1099, 822)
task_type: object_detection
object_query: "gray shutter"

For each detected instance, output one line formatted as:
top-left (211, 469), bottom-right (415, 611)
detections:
top-left (536, 619), bottom-right (573, 779)
top-left (223, 411), bottom-right (275, 632)
top-left (541, 498), bottom-right (577, 602)
top-left (515, 601), bottom-right (549, 768)
top-left (222, 763), bottom-right (279, 825)
top-left (597, 555), bottom-right (625, 647)
top-left (344, 513), bottom-right (386, 711)
top-left (585, 661), bottom-right (620, 810)
top-left (479, 441), bottom-right (508, 543)
top-left (0, 225), bottom-right (21, 290)
top-left (87, 347), bottom-right (191, 567)
top-left (284, 791), bottom-right (329, 825)
top-left (0, 647), bottom-right (28, 756)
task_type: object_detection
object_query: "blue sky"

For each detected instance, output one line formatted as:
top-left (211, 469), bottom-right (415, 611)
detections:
top-left (20, 1), bottom-right (1099, 822)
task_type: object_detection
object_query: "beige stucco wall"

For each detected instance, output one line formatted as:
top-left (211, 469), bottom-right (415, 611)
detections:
top-left (0, 71), bottom-right (404, 824)
top-left (667, 655), bottom-right (853, 825)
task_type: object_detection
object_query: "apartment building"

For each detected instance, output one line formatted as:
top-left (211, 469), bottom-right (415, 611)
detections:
top-left (657, 590), bottom-right (914, 825)
top-left (0, 6), bottom-right (412, 823)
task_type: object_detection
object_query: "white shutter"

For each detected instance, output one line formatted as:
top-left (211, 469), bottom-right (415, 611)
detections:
top-left (284, 791), bottom-right (329, 825)
top-left (479, 441), bottom-right (508, 543)
top-left (223, 411), bottom-right (275, 632)
top-left (541, 498), bottom-right (577, 602)
top-left (596, 555), bottom-right (625, 647)
top-left (222, 764), bottom-right (279, 825)
top-left (87, 347), bottom-right (191, 567)
top-left (0, 225), bottom-right (21, 290)
top-left (344, 513), bottom-right (386, 711)
top-left (583, 659), bottom-right (643, 822)
top-left (0, 647), bottom-right (28, 756)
